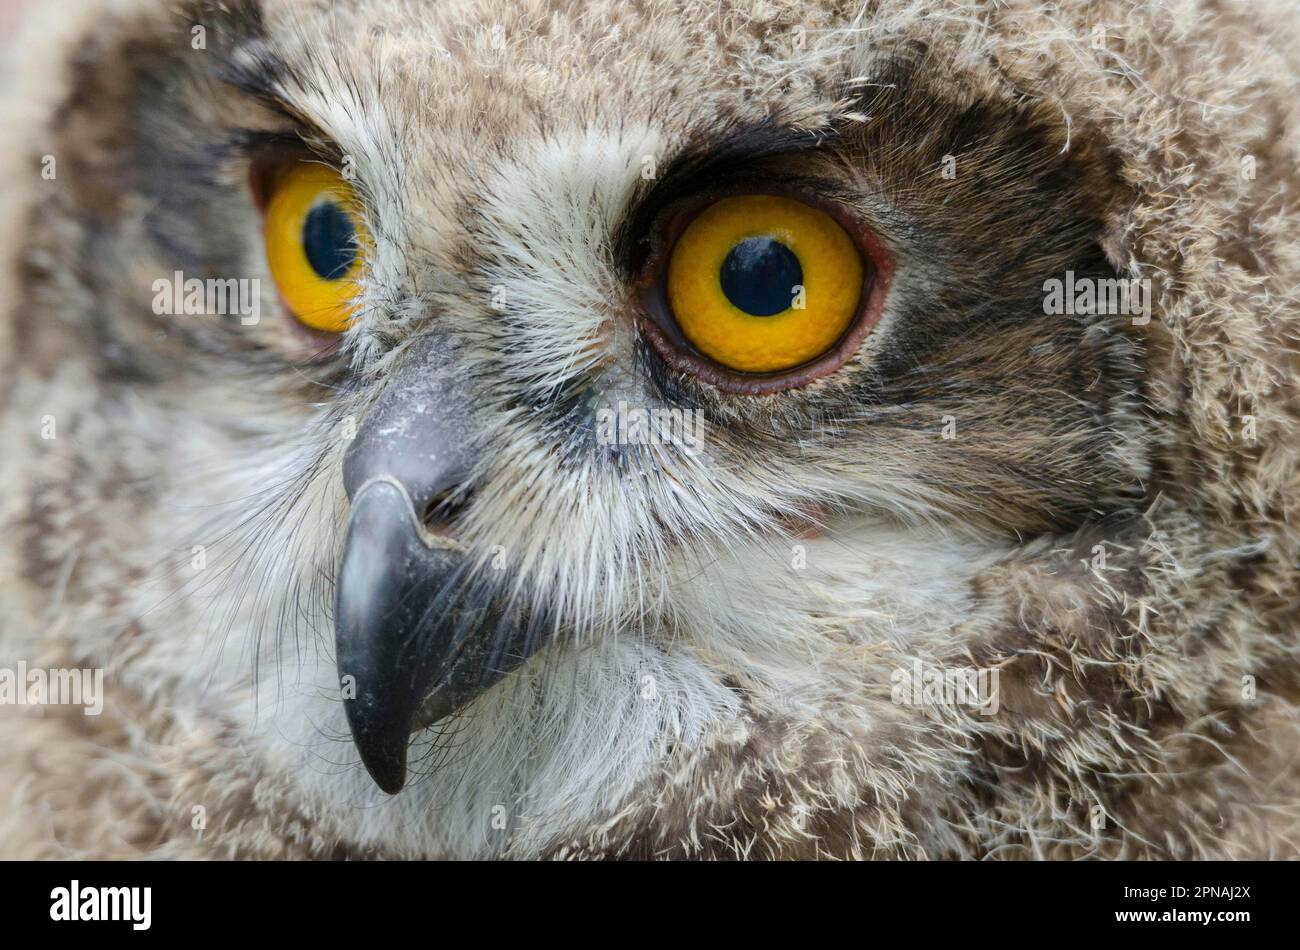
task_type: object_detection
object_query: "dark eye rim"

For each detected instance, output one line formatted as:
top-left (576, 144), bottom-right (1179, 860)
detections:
top-left (636, 185), bottom-right (895, 395)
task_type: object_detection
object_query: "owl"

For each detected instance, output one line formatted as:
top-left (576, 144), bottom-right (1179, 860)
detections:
top-left (1, 0), bottom-right (1298, 860)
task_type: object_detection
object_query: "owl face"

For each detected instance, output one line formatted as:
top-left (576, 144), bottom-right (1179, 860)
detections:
top-left (9, 0), bottom-right (1151, 856)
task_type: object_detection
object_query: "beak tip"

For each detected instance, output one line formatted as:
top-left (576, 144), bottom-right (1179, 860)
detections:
top-left (369, 763), bottom-right (408, 796)
top-left (345, 712), bottom-right (411, 794)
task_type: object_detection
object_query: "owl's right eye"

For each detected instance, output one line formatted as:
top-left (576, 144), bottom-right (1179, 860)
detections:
top-left (262, 161), bottom-right (370, 334)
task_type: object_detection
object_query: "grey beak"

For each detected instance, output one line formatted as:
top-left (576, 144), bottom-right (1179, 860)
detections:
top-left (335, 336), bottom-right (532, 794)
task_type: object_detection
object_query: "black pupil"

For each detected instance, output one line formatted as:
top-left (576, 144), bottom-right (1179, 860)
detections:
top-left (302, 201), bottom-right (357, 281)
top-left (719, 237), bottom-right (803, 317)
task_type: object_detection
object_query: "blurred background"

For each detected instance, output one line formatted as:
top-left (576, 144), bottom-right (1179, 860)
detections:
top-left (0, 0), bottom-right (30, 77)
top-left (0, 0), bottom-right (27, 39)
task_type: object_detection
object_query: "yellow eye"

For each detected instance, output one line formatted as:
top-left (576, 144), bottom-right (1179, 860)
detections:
top-left (263, 162), bottom-right (369, 334)
top-left (665, 194), bottom-right (864, 374)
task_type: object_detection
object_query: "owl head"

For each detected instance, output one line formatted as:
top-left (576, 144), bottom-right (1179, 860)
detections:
top-left (3, 0), bottom-right (1297, 859)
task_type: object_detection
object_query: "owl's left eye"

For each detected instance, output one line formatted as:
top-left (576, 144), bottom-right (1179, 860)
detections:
top-left (262, 161), bottom-right (369, 334)
top-left (664, 194), bottom-right (865, 375)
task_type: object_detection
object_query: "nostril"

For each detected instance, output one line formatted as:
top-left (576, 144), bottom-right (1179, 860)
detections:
top-left (421, 486), bottom-right (473, 535)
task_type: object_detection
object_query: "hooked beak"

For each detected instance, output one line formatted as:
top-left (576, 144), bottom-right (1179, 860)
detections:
top-left (334, 336), bottom-right (535, 794)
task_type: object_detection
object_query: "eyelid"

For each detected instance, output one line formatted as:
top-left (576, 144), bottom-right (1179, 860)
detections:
top-left (246, 140), bottom-right (354, 213)
top-left (636, 185), bottom-right (896, 395)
